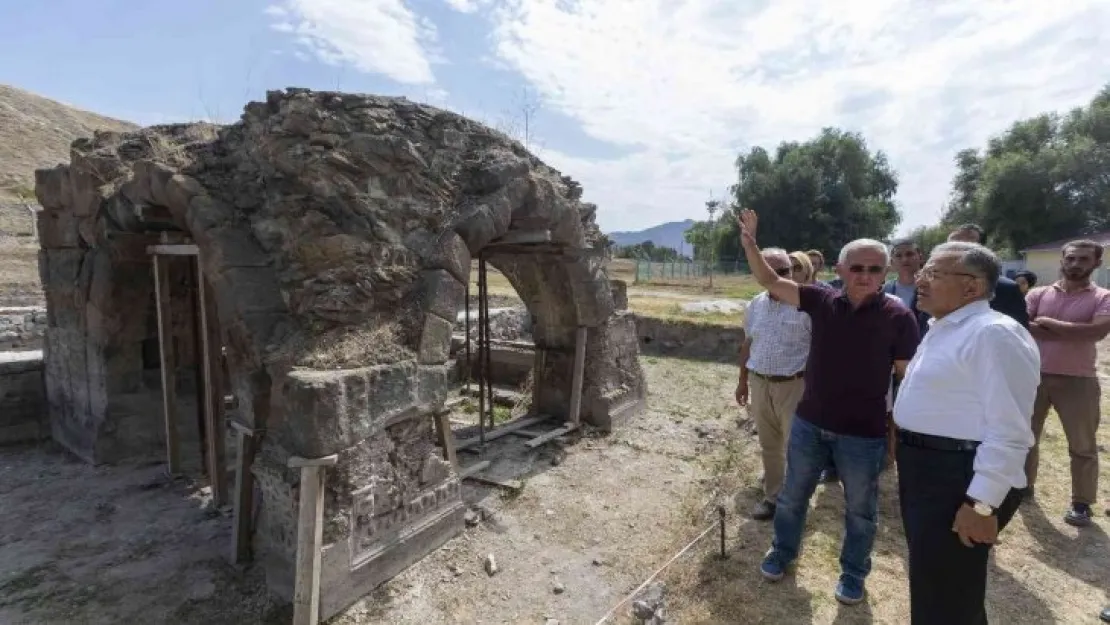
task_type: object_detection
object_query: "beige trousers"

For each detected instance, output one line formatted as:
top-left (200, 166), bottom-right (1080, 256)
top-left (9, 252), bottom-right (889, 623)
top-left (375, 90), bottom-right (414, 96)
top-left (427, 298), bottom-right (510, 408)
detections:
top-left (1025, 374), bottom-right (1102, 505)
top-left (749, 374), bottom-right (806, 502)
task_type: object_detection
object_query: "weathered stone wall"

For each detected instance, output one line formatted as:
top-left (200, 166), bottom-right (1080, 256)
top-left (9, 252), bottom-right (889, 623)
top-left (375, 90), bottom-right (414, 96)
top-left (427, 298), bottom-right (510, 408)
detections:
top-left (634, 315), bottom-right (746, 363)
top-left (34, 88), bottom-right (646, 619)
top-left (0, 306), bottom-right (47, 350)
top-left (0, 351), bottom-right (48, 444)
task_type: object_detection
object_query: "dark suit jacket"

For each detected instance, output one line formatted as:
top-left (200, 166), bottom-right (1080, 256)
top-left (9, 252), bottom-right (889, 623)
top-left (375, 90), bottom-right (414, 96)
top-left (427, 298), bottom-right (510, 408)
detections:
top-left (881, 280), bottom-right (931, 338)
top-left (991, 276), bottom-right (1029, 328)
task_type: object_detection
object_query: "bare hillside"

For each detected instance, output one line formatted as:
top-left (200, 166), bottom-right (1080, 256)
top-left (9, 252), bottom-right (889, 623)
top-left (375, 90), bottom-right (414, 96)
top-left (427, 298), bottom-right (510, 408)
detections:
top-left (0, 84), bottom-right (138, 198)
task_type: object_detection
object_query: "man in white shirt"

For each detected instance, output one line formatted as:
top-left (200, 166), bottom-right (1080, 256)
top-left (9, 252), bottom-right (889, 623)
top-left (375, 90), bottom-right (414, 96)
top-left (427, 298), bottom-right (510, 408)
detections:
top-left (893, 241), bottom-right (1039, 624)
top-left (736, 248), bottom-right (811, 521)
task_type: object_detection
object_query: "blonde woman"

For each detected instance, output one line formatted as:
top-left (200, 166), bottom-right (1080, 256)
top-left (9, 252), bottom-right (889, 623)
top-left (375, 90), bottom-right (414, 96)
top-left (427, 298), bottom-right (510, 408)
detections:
top-left (789, 251), bottom-right (815, 284)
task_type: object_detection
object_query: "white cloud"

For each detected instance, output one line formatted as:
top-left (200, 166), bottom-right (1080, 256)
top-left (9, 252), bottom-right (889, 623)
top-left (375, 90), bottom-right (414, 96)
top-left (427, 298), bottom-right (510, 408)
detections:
top-left (266, 0), bottom-right (437, 85)
top-left (442, 0), bottom-right (482, 12)
top-left (478, 0), bottom-right (1110, 234)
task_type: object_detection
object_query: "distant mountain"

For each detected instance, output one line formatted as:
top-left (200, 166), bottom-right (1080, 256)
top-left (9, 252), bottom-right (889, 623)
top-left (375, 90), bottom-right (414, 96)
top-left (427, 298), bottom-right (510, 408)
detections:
top-left (607, 219), bottom-right (696, 254)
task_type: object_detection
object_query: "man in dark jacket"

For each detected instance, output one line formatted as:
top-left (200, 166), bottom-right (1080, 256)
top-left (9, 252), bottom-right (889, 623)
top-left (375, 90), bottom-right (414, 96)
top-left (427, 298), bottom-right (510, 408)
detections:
top-left (947, 224), bottom-right (1029, 328)
top-left (882, 238), bottom-right (931, 338)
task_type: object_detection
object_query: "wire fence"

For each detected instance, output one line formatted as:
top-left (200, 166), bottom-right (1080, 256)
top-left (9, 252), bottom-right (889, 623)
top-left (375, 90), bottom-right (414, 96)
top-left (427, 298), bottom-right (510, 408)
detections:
top-left (632, 258), bottom-right (750, 283)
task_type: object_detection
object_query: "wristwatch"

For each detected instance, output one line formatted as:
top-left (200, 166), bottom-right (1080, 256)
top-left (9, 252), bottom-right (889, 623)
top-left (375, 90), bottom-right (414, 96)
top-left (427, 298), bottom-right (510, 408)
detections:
top-left (966, 497), bottom-right (995, 516)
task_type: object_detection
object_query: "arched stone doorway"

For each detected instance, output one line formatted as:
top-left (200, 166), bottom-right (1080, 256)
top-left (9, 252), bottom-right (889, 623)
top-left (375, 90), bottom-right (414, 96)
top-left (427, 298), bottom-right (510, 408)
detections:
top-left (34, 88), bottom-right (646, 620)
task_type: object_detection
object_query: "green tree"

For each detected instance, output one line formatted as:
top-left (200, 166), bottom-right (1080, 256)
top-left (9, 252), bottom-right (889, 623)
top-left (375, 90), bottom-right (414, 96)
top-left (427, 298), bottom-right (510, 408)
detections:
top-left (614, 241), bottom-right (682, 262)
top-left (721, 128), bottom-right (901, 261)
top-left (941, 84), bottom-right (1110, 251)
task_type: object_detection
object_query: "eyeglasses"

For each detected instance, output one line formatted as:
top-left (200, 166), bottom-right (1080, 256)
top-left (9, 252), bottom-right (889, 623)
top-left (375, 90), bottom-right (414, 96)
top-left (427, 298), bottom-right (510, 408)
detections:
top-left (791, 264), bottom-right (803, 271)
top-left (915, 267), bottom-right (979, 281)
top-left (848, 265), bottom-right (885, 275)
top-left (774, 267), bottom-right (791, 277)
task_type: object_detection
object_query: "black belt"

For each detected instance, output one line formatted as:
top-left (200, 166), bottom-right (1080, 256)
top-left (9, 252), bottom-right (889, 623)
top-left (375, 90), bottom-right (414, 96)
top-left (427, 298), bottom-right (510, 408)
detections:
top-left (898, 429), bottom-right (980, 452)
top-left (749, 370), bottom-right (804, 383)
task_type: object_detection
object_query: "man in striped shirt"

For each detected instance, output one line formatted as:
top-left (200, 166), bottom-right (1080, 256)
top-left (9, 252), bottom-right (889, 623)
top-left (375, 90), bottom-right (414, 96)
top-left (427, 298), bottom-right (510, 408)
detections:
top-left (737, 248), bottom-right (812, 520)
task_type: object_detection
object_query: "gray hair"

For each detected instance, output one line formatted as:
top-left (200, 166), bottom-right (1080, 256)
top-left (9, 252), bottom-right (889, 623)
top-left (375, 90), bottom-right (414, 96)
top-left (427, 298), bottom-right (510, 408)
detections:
top-left (837, 238), bottom-right (890, 266)
top-left (761, 247), bottom-right (790, 261)
top-left (931, 241), bottom-right (1000, 296)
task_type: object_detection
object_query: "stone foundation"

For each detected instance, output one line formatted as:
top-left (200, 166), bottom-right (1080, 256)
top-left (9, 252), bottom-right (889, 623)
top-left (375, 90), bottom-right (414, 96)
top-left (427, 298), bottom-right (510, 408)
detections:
top-left (0, 306), bottom-right (47, 351)
top-left (0, 350), bottom-right (48, 444)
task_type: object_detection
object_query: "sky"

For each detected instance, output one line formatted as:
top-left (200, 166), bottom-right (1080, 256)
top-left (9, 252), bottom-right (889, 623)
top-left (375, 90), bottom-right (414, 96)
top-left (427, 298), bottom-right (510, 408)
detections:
top-left (2, 1), bottom-right (1109, 235)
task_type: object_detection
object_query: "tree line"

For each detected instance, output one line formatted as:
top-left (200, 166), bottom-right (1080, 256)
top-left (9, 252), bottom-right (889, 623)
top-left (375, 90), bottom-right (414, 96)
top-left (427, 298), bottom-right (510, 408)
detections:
top-left (680, 82), bottom-right (1110, 263)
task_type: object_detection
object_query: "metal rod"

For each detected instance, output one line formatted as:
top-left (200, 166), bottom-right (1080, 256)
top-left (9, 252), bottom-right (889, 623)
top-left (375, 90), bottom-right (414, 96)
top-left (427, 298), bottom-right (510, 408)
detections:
top-left (482, 258), bottom-right (494, 438)
top-left (464, 274), bottom-right (472, 395)
top-left (718, 504), bottom-right (727, 559)
top-left (477, 255), bottom-right (487, 450)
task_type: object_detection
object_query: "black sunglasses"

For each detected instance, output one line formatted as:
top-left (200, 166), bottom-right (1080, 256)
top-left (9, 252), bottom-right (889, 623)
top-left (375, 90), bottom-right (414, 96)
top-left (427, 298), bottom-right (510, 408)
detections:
top-left (774, 267), bottom-right (791, 276)
top-left (848, 265), bottom-right (885, 275)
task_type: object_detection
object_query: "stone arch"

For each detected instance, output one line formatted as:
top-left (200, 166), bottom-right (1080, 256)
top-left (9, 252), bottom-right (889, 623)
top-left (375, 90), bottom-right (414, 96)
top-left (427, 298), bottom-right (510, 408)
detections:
top-left (34, 88), bottom-right (646, 620)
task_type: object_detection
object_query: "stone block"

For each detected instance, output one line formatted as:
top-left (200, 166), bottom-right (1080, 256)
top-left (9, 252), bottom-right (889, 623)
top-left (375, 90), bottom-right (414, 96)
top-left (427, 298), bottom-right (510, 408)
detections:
top-left (417, 269), bottom-right (464, 322)
top-left (414, 363), bottom-right (450, 407)
top-left (209, 266), bottom-right (289, 317)
top-left (417, 314), bottom-right (452, 364)
top-left (453, 205), bottom-right (500, 253)
top-left (276, 361), bottom-right (421, 457)
top-left (161, 174), bottom-right (206, 214)
top-left (0, 352), bottom-right (47, 443)
top-left (610, 279), bottom-right (629, 310)
top-left (199, 226), bottom-right (272, 269)
top-left (37, 208), bottom-right (81, 249)
top-left (34, 165), bottom-right (72, 210)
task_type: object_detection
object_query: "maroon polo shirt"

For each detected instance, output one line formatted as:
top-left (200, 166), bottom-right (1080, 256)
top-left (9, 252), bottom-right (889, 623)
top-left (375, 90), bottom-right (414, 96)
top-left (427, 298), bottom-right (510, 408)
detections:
top-left (794, 284), bottom-right (920, 438)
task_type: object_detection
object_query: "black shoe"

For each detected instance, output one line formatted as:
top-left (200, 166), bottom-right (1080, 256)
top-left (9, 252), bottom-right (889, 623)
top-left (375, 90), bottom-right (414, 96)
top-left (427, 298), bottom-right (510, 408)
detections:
top-left (819, 469), bottom-right (839, 485)
top-left (1065, 502), bottom-right (1093, 527)
top-left (751, 500), bottom-right (776, 521)
top-left (1022, 485), bottom-right (1035, 500)
top-left (1100, 605), bottom-right (1110, 623)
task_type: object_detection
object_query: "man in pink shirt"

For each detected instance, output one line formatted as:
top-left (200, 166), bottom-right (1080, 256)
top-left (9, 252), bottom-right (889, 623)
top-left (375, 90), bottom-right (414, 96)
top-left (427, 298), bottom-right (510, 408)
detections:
top-left (1025, 239), bottom-right (1110, 526)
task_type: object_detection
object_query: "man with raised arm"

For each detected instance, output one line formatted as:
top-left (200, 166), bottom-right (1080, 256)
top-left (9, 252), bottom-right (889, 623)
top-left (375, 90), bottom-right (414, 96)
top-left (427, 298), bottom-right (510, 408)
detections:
top-left (736, 208), bottom-right (919, 606)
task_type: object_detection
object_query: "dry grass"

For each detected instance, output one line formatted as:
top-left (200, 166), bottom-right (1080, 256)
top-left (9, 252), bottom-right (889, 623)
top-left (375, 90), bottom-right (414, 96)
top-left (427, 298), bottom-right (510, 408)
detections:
top-left (0, 239), bottom-right (42, 305)
top-left (0, 84), bottom-right (137, 197)
top-left (291, 319), bottom-right (414, 369)
top-left (657, 398), bottom-right (1110, 624)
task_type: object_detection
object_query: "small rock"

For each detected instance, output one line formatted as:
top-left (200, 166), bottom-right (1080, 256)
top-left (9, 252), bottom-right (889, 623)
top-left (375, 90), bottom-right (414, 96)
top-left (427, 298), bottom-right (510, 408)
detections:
top-left (592, 557), bottom-right (604, 566)
top-left (464, 509), bottom-right (480, 527)
top-left (448, 564), bottom-right (462, 576)
top-left (550, 452), bottom-right (564, 466)
top-left (545, 619), bottom-right (560, 625)
top-left (631, 600), bottom-right (655, 620)
top-left (553, 582), bottom-right (565, 594)
top-left (484, 554), bottom-right (498, 576)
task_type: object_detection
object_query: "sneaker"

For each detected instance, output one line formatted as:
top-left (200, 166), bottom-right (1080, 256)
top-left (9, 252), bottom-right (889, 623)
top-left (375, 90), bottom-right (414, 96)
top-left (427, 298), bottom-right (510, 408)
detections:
top-left (751, 500), bottom-right (776, 521)
top-left (1065, 502), bottom-right (1093, 527)
top-left (819, 468), bottom-right (839, 485)
top-left (835, 574), bottom-right (865, 605)
top-left (759, 549), bottom-right (787, 582)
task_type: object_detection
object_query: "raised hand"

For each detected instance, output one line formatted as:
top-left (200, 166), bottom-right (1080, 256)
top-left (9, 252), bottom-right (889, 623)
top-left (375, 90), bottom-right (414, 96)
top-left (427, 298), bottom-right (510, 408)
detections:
top-left (736, 208), bottom-right (758, 248)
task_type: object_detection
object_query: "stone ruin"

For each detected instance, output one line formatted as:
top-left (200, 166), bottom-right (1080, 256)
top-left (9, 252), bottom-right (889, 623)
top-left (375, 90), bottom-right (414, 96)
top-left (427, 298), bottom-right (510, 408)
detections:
top-left (33, 88), bottom-right (646, 620)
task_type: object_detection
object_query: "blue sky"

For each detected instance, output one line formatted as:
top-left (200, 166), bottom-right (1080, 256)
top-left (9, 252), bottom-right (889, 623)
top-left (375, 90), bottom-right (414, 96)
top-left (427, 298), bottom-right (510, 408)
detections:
top-left (3, 1), bottom-right (1110, 235)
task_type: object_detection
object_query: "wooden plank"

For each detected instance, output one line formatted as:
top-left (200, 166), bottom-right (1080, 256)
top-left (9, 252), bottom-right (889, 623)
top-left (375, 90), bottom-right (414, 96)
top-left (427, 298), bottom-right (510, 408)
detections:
top-left (465, 473), bottom-right (523, 492)
top-left (533, 347), bottom-right (546, 412)
top-left (458, 460), bottom-right (492, 479)
top-left (148, 244), bottom-right (200, 256)
top-left (455, 414), bottom-right (553, 451)
top-left (525, 423), bottom-right (579, 448)
top-left (152, 255), bottom-right (180, 475)
top-left (290, 461), bottom-right (330, 625)
top-left (433, 410), bottom-right (458, 467)
top-left (230, 428), bottom-right (257, 564)
top-left (486, 229), bottom-right (552, 246)
top-left (508, 428), bottom-right (548, 438)
top-left (568, 326), bottom-right (588, 426)
top-left (197, 263), bottom-right (228, 506)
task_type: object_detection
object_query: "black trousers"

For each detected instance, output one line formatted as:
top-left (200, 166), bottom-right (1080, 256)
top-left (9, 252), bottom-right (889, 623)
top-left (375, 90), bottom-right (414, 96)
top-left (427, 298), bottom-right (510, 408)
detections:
top-left (897, 441), bottom-right (1023, 625)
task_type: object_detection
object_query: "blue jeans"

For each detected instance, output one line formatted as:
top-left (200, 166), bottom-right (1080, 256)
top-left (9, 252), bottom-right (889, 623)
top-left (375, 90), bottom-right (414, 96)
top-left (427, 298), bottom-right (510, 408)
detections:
top-left (772, 416), bottom-right (887, 582)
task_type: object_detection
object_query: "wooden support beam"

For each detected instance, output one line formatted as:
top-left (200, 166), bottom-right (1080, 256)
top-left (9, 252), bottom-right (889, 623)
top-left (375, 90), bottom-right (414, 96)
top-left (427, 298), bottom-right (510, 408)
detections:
top-left (525, 423), bottom-right (579, 448)
top-left (197, 263), bottom-right (228, 506)
top-left (148, 244), bottom-right (200, 256)
top-left (568, 326), bottom-right (588, 426)
top-left (229, 420), bottom-right (258, 564)
top-left (433, 410), bottom-right (458, 468)
top-left (288, 454), bottom-right (338, 625)
top-left (486, 229), bottom-right (552, 246)
top-left (465, 473), bottom-right (524, 492)
top-left (152, 254), bottom-right (180, 475)
top-left (455, 414), bottom-right (552, 451)
top-left (458, 460), bottom-right (492, 479)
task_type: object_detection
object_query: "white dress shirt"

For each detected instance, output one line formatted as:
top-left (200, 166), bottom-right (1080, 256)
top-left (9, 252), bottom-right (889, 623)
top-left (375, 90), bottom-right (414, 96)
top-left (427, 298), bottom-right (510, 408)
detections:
top-left (893, 299), bottom-right (1040, 508)
top-left (744, 291), bottom-right (811, 376)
